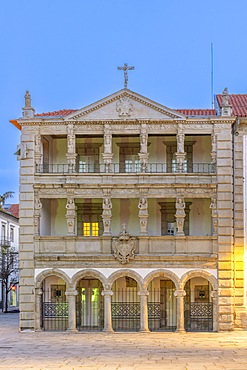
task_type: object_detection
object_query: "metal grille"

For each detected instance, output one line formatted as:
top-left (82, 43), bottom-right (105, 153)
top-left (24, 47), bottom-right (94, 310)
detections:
top-left (185, 284), bottom-right (213, 332)
top-left (112, 288), bottom-right (140, 331)
top-left (76, 286), bottom-right (104, 331)
top-left (148, 288), bottom-right (177, 332)
top-left (42, 303), bottom-right (68, 331)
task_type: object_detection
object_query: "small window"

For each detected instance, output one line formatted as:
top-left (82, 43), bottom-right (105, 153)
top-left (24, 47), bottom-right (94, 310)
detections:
top-left (82, 222), bottom-right (99, 237)
top-left (1, 223), bottom-right (6, 237)
top-left (10, 227), bottom-right (14, 242)
top-left (167, 222), bottom-right (175, 236)
top-left (125, 158), bottom-right (140, 173)
top-left (172, 159), bottom-right (187, 173)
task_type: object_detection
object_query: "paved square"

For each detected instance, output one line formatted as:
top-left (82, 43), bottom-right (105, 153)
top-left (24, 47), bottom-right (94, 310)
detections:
top-left (0, 313), bottom-right (247, 369)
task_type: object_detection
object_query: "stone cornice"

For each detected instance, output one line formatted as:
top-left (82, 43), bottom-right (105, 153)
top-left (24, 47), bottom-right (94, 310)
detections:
top-left (17, 116), bottom-right (237, 127)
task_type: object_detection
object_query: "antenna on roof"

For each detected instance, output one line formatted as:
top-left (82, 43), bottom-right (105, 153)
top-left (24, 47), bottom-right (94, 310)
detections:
top-left (211, 42), bottom-right (214, 109)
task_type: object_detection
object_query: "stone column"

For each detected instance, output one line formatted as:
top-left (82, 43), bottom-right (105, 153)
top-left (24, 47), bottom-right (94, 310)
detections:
top-left (65, 289), bottom-right (78, 332)
top-left (34, 195), bottom-right (42, 236)
top-left (175, 197), bottom-right (186, 236)
top-left (175, 123), bottom-right (186, 172)
top-left (138, 197), bottom-right (148, 235)
top-left (210, 290), bottom-right (218, 332)
top-left (139, 123), bottom-right (149, 172)
top-left (102, 197), bottom-right (112, 235)
top-left (35, 288), bottom-right (43, 331)
top-left (210, 197), bottom-right (218, 236)
top-left (102, 124), bottom-right (113, 173)
top-left (66, 197), bottom-right (76, 235)
top-left (101, 290), bottom-right (114, 332)
top-left (174, 289), bottom-right (186, 333)
top-left (66, 124), bottom-right (77, 172)
top-left (138, 290), bottom-right (149, 332)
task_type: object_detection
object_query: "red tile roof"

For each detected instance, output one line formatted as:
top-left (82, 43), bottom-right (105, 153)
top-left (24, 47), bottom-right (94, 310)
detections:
top-left (35, 109), bottom-right (78, 117)
top-left (33, 95), bottom-right (247, 118)
top-left (2, 204), bottom-right (19, 219)
top-left (176, 109), bottom-right (216, 116)
top-left (35, 108), bottom-right (216, 118)
top-left (216, 94), bottom-right (247, 117)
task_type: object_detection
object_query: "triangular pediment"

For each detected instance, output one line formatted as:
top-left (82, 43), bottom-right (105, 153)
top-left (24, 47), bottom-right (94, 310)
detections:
top-left (66, 89), bottom-right (185, 120)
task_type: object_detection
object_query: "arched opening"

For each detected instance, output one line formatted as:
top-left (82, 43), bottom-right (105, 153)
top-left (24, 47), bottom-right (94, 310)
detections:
top-left (41, 275), bottom-right (68, 331)
top-left (111, 276), bottom-right (140, 331)
top-left (76, 278), bottom-right (104, 331)
top-left (147, 277), bottom-right (177, 331)
top-left (184, 277), bottom-right (213, 332)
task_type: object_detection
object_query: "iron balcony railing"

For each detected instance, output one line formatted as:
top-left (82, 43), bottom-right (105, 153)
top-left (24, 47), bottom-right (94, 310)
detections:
top-left (36, 162), bottom-right (216, 174)
top-left (0, 237), bottom-right (11, 247)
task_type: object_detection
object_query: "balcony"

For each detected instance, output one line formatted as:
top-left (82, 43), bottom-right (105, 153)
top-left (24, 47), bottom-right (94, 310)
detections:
top-left (34, 236), bottom-right (217, 258)
top-left (0, 237), bottom-right (11, 247)
top-left (36, 162), bottom-right (216, 174)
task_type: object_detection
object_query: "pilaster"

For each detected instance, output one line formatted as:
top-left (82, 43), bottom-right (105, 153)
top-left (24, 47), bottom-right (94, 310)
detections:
top-left (102, 197), bottom-right (112, 236)
top-left (19, 126), bottom-right (36, 331)
top-left (175, 197), bottom-right (186, 236)
top-left (66, 124), bottom-right (77, 171)
top-left (216, 123), bottom-right (234, 330)
top-left (138, 197), bottom-right (148, 235)
top-left (34, 288), bottom-right (43, 331)
top-left (102, 124), bottom-right (113, 172)
top-left (175, 123), bottom-right (186, 172)
top-left (66, 197), bottom-right (76, 235)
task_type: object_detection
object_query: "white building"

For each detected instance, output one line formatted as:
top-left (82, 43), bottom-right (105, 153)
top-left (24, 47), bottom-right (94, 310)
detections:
top-left (0, 206), bottom-right (19, 310)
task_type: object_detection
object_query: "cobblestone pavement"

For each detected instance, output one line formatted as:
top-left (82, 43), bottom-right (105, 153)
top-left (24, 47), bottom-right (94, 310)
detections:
top-left (1, 313), bottom-right (247, 370)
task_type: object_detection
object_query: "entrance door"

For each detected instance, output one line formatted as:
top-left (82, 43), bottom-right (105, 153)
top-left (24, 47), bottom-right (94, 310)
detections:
top-left (184, 279), bottom-right (213, 332)
top-left (76, 279), bottom-right (103, 331)
top-left (148, 280), bottom-right (176, 331)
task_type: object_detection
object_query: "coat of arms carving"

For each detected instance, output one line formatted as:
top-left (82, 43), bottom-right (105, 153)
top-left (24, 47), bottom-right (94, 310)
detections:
top-left (112, 224), bottom-right (136, 264)
top-left (116, 97), bottom-right (134, 117)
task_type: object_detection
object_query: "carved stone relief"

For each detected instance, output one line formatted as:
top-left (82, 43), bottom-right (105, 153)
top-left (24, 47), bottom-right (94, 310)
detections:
top-left (112, 224), bottom-right (137, 264)
top-left (116, 97), bottom-right (134, 117)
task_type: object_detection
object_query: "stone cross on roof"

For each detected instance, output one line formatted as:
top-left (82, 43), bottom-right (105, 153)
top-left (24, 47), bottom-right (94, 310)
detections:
top-left (117, 63), bottom-right (135, 89)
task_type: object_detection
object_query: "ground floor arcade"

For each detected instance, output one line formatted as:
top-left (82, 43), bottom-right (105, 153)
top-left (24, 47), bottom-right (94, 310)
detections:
top-left (35, 268), bottom-right (217, 333)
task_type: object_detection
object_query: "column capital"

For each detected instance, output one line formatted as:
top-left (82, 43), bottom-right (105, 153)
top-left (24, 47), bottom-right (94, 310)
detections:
top-left (174, 289), bottom-right (186, 298)
top-left (210, 290), bottom-right (217, 299)
top-left (65, 289), bottom-right (78, 297)
top-left (101, 290), bottom-right (113, 297)
top-left (35, 287), bottom-right (43, 296)
top-left (138, 290), bottom-right (149, 297)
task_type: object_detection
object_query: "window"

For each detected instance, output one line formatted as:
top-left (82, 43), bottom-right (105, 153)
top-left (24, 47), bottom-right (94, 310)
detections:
top-left (117, 142), bottom-right (140, 173)
top-left (76, 143), bottom-right (101, 173)
top-left (82, 222), bottom-right (99, 237)
top-left (167, 222), bottom-right (175, 236)
top-left (78, 156), bottom-right (95, 173)
top-left (125, 158), bottom-right (141, 173)
top-left (165, 142), bottom-right (193, 173)
top-left (77, 201), bottom-right (103, 236)
top-left (50, 285), bottom-right (66, 302)
top-left (172, 159), bottom-right (187, 173)
top-left (10, 227), bottom-right (14, 242)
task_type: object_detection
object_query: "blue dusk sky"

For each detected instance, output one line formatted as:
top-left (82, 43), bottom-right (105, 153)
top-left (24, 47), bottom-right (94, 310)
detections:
top-left (0, 0), bottom-right (247, 203)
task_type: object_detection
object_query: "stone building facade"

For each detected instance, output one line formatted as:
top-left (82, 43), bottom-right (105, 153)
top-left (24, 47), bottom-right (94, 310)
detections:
top-left (11, 87), bottom-right (247, 332)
